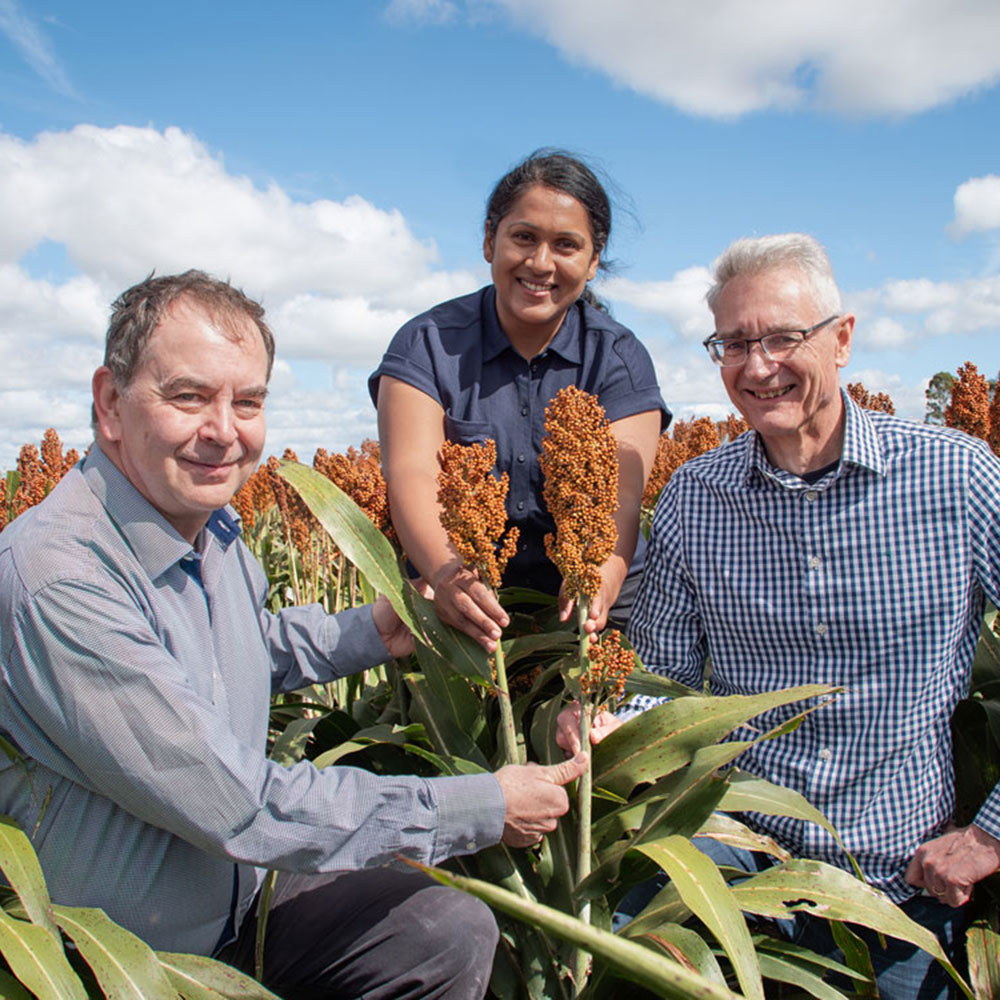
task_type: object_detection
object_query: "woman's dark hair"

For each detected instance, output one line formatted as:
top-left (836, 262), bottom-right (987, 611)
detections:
top-left (485, 150), bottom-right (612, 311)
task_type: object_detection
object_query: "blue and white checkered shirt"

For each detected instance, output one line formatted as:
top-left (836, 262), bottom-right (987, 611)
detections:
top-left (627, 392), bottom-right (1000, 901)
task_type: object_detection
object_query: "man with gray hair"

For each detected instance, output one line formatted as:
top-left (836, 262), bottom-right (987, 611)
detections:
top-left (560, 234), bottom-right (1000, 998)
top-left (0, 269), bottom-right (589, 999)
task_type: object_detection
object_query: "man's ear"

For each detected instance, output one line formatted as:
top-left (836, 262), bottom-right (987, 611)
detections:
top-left (92, 367), bottom-right (123, 442)
top-left (483, 223), bottom-right (494, 264)
top-left (835, 314), bottom-right (855, 368)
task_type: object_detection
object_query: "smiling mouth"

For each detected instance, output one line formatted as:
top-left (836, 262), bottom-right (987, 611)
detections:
top-left (748, 386), bottom-right (794, 400)
top-left (518, 278), bottom-right (554, 293)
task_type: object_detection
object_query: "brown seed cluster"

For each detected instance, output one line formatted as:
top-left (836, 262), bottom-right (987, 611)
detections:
top-left (579, 629), bottom-right (635, 707)
top-left (642, 415), bottom-right (737, 510)
top-left (946, 362), bottom-right (991, 442)
top-left (847, 381), bottom-right (896, 414)
top-left (437, 438), bottom-right (519, 590)
top-left (1, 429), bottom-right (80, 531)
top-left (314, 439), bottom-right (396, 546)
top-left (539, 386), bottom-right (618, 601)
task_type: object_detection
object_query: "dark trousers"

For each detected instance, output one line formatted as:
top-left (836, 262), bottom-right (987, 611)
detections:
top-left (216, 868), bottom-right (499, 1000)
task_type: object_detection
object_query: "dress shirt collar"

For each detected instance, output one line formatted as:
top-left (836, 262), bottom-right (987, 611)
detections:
top-left (743, 388), bottom-right (887, 488)
top-left (480, 285), bottom-right (583, 365)
top-left (82, 444), bottom-right (241, 582)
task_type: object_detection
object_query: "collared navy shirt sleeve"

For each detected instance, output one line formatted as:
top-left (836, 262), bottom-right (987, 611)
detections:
top-left (370, 286), bottom-right (670, 593)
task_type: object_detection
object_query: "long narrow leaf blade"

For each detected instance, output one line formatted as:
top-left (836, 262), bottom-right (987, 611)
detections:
top-left (728, 860), bottom-right (972, 998)
top-left (634, 836), bottom-right (764, 1000)
top-left (406, 860), bottom-right (741, 1000)
top-left (966, 921), bottom-right (1000, 1000)
top-left (0, 909), bottom-right (86, 1000)
top-left (595, 684), bottom-right (837, 797)
top-left (52, 904), bottom-right (177, 1000)
top-left (277, 462), bottom-right (491, 682)
top-left (0, 815), bottom-right (60, 941)
top-left (158, 951), bottom-right (283, 999)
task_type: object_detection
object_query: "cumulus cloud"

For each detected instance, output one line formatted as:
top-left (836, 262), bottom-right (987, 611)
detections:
top-left (950, 174), bottom-right (1000, 237)
top-left (414, 0), bottom-right (1000, 117)
top-left (0, 0), bottom-right (77, 97)
top-left (0, 123), bottom-right (485, 469)
top-left (602, 266), bottom-right (713, 340)
top-left (383, 0), bottom-right (459, 25)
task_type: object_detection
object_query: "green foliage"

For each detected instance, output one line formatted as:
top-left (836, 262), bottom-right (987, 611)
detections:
top-left (282, 462), bottom-right (977, 1000)
top-left (925, 370), bottom-right (956, 424)
top-left (0, 815), bottom-right (280, 999)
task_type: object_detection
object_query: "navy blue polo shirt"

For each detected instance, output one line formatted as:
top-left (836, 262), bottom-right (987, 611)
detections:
top-left (369, 286), bottom-right (670, 597)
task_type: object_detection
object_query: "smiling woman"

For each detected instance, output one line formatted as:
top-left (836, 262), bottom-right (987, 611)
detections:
top-left (368, 150), bottom-right (670, 651)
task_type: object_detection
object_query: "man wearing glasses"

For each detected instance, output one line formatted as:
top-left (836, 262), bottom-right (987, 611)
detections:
top-left (564, 233), bottom-right (1000, 998)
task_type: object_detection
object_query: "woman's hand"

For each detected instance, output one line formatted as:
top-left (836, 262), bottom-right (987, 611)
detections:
top-left (430, 562), bottom-right (509, 652)
top-left (555, 701), bottom-right (623, 755)
top-left (557, 556), bottom-right (627, 636)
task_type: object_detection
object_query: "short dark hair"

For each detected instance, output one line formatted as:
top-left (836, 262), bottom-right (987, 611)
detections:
top-left (485, 150), bottom-right (613, 309)
top-left (104, 270), bottom-right (275, 390)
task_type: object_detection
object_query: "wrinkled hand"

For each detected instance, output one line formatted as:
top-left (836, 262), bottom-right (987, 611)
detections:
top-left (494, 753), bottom-right (589, 847)
top-left (555, 701), bottom-right (623, 756)
top-left (905, 823), bottom-right (1000, 907)
top-left (371, 595), bottom-right (415, 659)
top-left (430, 562), bottom-right (508, 652)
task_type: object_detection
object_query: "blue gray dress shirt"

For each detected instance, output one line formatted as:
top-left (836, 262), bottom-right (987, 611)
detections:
top-left (369, 286), bottom-right (670, 596)
top-left (627, 392), bottom-right (1000, 901)
top-left (0, 446), bottom-right (504, 954)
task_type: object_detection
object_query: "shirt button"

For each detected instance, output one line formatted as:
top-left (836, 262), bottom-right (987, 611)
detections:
top-left (517, 454), bottom-right (525, 463)
top-left (815, 622), bottom-right (828, 635)
top-left (517, 501), bottom-right (524, 511)
top-left (466, 841), bottom-right (477, 852)
top-left (521, 406), bottom-right (528, 416)
top-left (818, 748), bottom-right (832, 761)
top-left (808, 556), bottom-right (821, 570)
top-left (804, 490), bottom-right (818, 502)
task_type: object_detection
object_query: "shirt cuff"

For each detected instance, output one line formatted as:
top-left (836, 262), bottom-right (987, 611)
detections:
top-left (973, 788), bottom-right (1000, 841)
top-left (325, 605), bottom-right (392, 669)
top-left (429, 773), bottom-right (506, 864)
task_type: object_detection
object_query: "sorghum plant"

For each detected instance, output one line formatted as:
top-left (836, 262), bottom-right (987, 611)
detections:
top-left (539, 385), bottom-right (619, 983)
top-left (437, 437), bottom-right (521, 763)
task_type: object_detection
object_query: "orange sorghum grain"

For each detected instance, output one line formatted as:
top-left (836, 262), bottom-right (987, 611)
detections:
top-left (580, 629), bottom-right (635, 707)
top-left (539, 386), bottom-right (618, 601)
top-left (946, 362), bottom-right (990, 440)
top-left (437, 438), bottom-right (518, 590)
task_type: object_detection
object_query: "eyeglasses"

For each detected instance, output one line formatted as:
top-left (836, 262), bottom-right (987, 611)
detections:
top-left (703, 315), bottom-right (841, 367)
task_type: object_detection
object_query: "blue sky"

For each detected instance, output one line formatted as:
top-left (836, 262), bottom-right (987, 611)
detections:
top-left (1, 0), bottom-right (998, 469)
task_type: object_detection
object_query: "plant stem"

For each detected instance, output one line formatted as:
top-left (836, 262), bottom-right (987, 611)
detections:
top-left (573, 600), bottom-right (593, 994)
top-left (493, 629), bottom-right (522, 765)
top-left (253, 868), bottom-right (278, 982)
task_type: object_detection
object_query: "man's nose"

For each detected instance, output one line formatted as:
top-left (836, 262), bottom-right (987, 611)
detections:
top-left (742, 339), bottom-right (779, 376)
top-left (200, 403), bottom-right (237, 445)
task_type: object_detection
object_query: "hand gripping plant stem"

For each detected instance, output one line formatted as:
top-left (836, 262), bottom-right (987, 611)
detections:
top-left (437, 439), bottom-right (521, 765)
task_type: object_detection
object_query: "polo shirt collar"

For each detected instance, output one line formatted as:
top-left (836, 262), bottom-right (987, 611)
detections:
top-left (742, 387), bottom-right (887, 486)
top-left (480, 285), bottom-right (583, 364)
top-left (82, 444), bottom-right (241, 581)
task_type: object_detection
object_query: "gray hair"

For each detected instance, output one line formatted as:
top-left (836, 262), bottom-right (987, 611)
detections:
top-left (706, 233), bottom-right (842, 317)
top-left (104, 270), bottom-right (275, 391)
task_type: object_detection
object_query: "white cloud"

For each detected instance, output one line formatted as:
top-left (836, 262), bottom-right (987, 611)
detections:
top-left (0, 123), bottom-right (487, 470)
top-left (0, 0), bottom-right (77, 97)
top-left (860, 316), bottom-right (911, 349)
top-left (464, 0), bottom-right (1000, 118)
top-left (950, 174), bottom-right (1000, 237)
top-left (602, 266), bottom-right (713, 339)
top-left (383, 0), bottom-right (459, 25)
